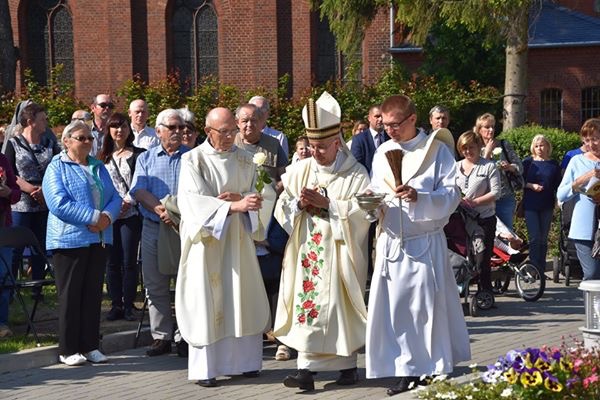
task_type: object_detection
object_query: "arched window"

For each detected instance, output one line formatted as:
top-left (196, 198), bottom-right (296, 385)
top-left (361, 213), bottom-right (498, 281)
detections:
top-left (25, 0), bottom-right (74, 85)
top-left (171, 0), bottom-right (218, 87)
top-left (540, 88), bottom-right (562, 128)
top-left (582, 87), bottom-right (600, 122)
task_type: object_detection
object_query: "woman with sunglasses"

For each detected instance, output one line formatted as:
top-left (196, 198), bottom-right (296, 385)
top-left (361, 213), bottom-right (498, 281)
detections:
top-left (42, 120), bottom-right (122, 366)
top-left (98, 113), bottom-right (145, 321)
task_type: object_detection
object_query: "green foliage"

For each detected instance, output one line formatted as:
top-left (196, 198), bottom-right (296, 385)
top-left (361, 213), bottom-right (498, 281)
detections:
top-left (0, 92), bottom-right (17, 126)
top-left (22, 65), bottom-right (86, 128)
top-left (499, 125), bottom-right (581, 162)
top-left (420, 22), bottom-right (505, 88)
top-left (117, 73), bottom-right (186, 126)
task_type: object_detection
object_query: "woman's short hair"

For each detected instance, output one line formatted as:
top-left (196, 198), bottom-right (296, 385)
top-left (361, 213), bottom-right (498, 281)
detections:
top-left (19, 103), bottom-right (45, 127)
top-left (530, 134), bottom-right (552, 157)
top-left (456, 130), bottom-right (482, 153)
top-left (580, 118), bottom-right (600, 138)
top-left (62, 120), bottom-right (91, 139)
top-left (473, 113), bottom-right (496, 134)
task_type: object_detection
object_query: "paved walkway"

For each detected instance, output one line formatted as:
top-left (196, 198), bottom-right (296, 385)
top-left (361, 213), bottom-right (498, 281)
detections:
top-left (0, 279), bottom-right (586, 400)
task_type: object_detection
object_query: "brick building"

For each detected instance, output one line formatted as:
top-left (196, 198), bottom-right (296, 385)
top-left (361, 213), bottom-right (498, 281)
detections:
top-left (7, 1), bottom-right (600, 132)
top-left (7, 0), bottom-right (390, 105)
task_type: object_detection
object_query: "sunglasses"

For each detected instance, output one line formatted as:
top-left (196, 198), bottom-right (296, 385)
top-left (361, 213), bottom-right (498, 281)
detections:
top-left (97, 102), bottom-right (115, 109)
top-left (71, 135), bottom-right (95, 143)
top-left (160, 123), bottom-right (186, 131)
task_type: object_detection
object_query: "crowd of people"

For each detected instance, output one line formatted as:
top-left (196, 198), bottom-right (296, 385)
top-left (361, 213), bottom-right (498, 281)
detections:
top-left (0, 89), bottom-right (599, 397)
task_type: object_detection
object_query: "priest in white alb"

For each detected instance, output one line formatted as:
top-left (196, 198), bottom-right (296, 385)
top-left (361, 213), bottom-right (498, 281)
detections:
top-left (175, 107), bottom-right (273, 388)
top-left (365, 95), bottom-right (471, 396)
top-left (273, 92), bottom-right (371, 392)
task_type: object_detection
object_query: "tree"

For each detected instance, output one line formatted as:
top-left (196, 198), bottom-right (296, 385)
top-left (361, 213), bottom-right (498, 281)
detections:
top-left (316, 0), bottom-right (543, 131)
top-left (0, 0), bottom-right (16, 93)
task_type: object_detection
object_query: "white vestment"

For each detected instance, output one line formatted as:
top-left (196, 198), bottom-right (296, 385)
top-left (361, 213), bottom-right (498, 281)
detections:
top-left (365, 131), bottom-right (471, 378)
top-left (273, 150), bottom-right (371, 371)
top-left (175, 141), bottom-right (272, 380)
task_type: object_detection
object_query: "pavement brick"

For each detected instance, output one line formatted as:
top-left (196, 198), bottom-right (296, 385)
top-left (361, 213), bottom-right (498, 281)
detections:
top-left (0, 279), bottom-right (587, 399)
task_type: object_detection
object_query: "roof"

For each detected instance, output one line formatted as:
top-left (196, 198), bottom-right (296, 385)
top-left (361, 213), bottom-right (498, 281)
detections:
top-left (389, 1), bottom-right (600, 52)
top-left (529, 1), bottom-right (600, 48)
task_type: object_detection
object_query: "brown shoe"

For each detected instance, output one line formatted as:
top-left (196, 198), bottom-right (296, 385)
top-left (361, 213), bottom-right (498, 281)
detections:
top-left (146, 339), bottom-right (171, 356)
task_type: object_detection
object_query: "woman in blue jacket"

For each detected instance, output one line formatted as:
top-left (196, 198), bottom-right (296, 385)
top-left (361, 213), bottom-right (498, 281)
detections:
top-left (558, 118), bottom-right (600, 280)
top-left (42, 120), bottom-right (122, 366)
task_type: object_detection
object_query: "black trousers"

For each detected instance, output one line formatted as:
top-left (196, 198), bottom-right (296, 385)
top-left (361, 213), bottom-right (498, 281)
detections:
top-left (477, 215), bottom-right (497, 291)
top-left (53, 244), bottom-right (108, 355)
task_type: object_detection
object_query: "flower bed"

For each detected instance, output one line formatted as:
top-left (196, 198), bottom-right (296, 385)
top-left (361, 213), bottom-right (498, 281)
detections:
top-left (416, 339), bottom-right (600, 399)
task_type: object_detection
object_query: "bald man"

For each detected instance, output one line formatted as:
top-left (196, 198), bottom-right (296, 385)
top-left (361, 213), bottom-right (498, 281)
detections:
top-left (176, 107), bottom-right (271, 387)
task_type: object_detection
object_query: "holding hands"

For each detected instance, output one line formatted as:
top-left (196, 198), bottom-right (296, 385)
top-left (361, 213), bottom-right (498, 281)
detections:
top-left (226, 192), bottom-right (263, 213)
top-left (88, 213), bottom-right (111, 233)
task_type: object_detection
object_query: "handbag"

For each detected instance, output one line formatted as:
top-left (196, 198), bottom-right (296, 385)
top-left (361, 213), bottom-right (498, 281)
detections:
top-left (500, 140), bottom-right (524, 192)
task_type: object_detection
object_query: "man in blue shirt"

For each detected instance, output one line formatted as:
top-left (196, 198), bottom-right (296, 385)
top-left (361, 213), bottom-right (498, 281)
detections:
top-left (130, 108), bottom-right (190, 356)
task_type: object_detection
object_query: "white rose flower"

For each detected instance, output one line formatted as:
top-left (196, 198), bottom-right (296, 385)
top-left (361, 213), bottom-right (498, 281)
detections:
top-left (253, 152), bottom-right (267, 166)
top-left (492, 147), bottom-right (503, 156)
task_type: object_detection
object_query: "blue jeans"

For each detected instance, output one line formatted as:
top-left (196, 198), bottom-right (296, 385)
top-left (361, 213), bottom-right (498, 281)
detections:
top-left (0, 247), bottom-right (13, 325)
top-left (11, 211), bottom-right (48, 287)
top-left (524, 208), bottom-right (554, 272)
top-left (107, 215), bottom-right (142, 309)
top-left (573, 240), bottom-right (600, 280)
top-left (495, 195), bottom-right (516, 232)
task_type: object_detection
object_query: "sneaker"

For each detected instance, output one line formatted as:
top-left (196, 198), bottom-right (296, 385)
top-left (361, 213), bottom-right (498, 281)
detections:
top-left (146, 339), bottom-right (171, 356)
top-left (59, 353), bottom-right (87, 366)
top-left (106, 306), bottom-right (124, 321)
top-left (84, 349), bottom-right (108, 363)
top-left (0, 324), bottom-right (13, 338)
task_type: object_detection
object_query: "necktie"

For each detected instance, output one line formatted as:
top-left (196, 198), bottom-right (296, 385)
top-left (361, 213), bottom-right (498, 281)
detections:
top-left (374, 132), bottom-right (382, 148)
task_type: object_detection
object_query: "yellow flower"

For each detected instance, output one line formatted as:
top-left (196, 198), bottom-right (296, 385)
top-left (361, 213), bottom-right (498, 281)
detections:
top-left (520, 370), bottom-right (543, 387)
top-left (559, 358), bottom-right (573, 372)
top-left (534, 358), bottom-right (551, 372)
top-left (503, 367), bottom-right (519, 384)
top-left (252, 152), bottom-right (267, 166)
top-left (544, 377), bottom-right (563, 392)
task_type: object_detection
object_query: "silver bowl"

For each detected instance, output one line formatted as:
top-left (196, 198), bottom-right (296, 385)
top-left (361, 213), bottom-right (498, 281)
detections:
top-left (354, 193), bottom-right (386, 222)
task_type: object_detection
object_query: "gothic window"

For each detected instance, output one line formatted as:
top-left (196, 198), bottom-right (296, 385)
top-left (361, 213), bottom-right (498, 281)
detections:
top-left (582, 87), bottom-right (600, 122)
top-left (315, 15), bottom-right (362, 85)
top-left (25, 0), bottom-right (74, 85)
top-left (171, 0), bottom-right (218, 87)
top-left (540, 88), bottom-right (562, 128)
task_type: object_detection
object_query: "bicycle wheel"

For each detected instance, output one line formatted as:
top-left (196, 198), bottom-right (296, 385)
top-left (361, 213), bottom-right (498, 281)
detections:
top-left (515, 263), bottom-right (545, 302)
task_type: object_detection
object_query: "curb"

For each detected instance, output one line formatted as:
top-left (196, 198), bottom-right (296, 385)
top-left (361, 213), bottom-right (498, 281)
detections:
top-left (0, 327), bottom-right (153, 374)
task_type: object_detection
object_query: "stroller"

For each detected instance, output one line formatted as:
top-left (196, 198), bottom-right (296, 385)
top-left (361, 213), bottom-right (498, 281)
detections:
top-left (444, 206), bottom-right (495, 317)
top-left (489, 222), bottom-right (545, 302)
top-left (552, 199), bottom-right (582, 286)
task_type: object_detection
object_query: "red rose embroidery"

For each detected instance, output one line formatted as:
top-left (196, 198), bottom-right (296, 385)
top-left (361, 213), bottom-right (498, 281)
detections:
top-left (298, 313), bottom-right (306, 324)
top-left (308, 308), bottom-right (319, 319)
top-left (303, 280), bottom-right (314, 293)
top-left (301, 258), bottom-right (310, 268)
top-left (308, 251), bottom-right (317, 261)
top-left (302, 300), bottom-right (314, 310)
top-left (311, 267), bottom-right (319, 276)
top-left (312, 233), bottom-right (322, 245)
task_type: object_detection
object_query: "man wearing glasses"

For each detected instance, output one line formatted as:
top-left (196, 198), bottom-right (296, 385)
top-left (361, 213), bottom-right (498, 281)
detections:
top-left (90, 94), bottom-right (115, 157)
top-left (130, 109), bottom-right (190, 357)
top-left (364, 95), bottom-right (470, 396)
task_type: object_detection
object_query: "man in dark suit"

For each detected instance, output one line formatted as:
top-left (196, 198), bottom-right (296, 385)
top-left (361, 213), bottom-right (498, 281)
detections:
top-left (351, 105), bottom-right (389, 174)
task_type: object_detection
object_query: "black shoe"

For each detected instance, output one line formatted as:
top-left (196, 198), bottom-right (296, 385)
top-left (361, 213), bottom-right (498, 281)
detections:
top-left (146, 339), bottom-right (171, 356)
top-left (196, 378), bottom-right (217, 387)
top-left (176, 340), bottom-right (189, 358)
top-left (283, 369), bottom-right (315, 391)
top-left (242, 370), bottom-right (260, 378)
top-left (335, 367), bottom-right (358, 385)
top-left (387, 376), bottom-right (418, 396)
top-left (107, 306), bottom-right (124, 321)
top-left (123, 307), bottom-right (136, 321)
